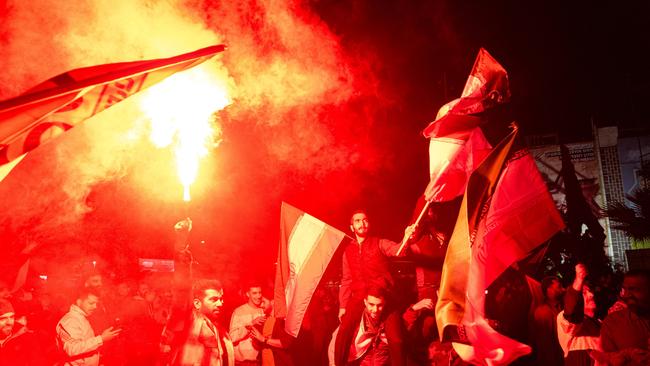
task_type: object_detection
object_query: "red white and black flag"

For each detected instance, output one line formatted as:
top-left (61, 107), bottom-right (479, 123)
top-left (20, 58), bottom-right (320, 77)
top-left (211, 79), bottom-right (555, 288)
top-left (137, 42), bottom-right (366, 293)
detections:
top-left (435, 126), bottom-right (565, 365)
top-left (0, 45), bottom-right (225, 181)
top-left (274, 202), bottom-right (347, 337)
top-left (422, 48), bottom-right (509, 202)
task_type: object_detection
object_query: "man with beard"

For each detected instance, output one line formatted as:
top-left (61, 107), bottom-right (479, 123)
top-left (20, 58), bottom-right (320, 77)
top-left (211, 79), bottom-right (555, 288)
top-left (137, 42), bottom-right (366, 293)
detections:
top-left (338, 210), bottom-right (412, 320)
top-left (161, 278), bottom-right (234, 366)
top-left (599, 270), bottom-right (650, 365)
top-left (229, 282), bottom-right (271, 365)
top-left (0, 299), bottom-right (47, 365)
top-left (338, 210), bottom-right (412, 366)
top-left (56, 288), bottom-right (121, 366)
top-left (329, 286), bottom-right (404, 366)
top-left (161, 218), bottom-right (234, 366)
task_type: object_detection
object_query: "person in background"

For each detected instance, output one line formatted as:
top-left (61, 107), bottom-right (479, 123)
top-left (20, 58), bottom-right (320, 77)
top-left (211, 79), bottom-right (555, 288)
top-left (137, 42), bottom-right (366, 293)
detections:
top-left (0, 298), bottom-right (47, 365)
top-left (556, 264), bottom-right (601, 366)
top-left (598, 270), bottom-right (650, 366)
top-left (530, 276), bottom-right (565, 366)
top-left (56, 288), bottom-right (121, 366)
top-left (229, 281), bottom-right (271, 365)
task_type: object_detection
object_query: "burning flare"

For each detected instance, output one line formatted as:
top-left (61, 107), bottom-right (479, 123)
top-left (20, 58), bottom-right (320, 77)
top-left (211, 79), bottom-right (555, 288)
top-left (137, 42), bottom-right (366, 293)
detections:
top-left (140, 63), bottom-right (230, 201)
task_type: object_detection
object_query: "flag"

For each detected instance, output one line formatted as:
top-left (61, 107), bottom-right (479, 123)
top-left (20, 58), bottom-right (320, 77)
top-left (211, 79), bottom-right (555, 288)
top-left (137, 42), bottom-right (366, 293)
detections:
top-left (422, 48), bottom-right (510, 202)
top-left (436, 127), bottom-right (565, 365)
top-left (0, 44), bottom-right (226, 181)
top-left (274, 202), bottom-right (347, 337)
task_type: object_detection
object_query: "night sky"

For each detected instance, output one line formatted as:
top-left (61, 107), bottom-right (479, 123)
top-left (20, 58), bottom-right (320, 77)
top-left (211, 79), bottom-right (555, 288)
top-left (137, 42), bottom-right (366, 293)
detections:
top-left (1, 0), bottom-right (648, 287)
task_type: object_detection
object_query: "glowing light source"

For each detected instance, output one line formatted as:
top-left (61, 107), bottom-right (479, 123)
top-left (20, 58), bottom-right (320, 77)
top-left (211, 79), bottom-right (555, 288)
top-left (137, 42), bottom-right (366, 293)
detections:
top-left (140, 64), bottom-right (230, 201)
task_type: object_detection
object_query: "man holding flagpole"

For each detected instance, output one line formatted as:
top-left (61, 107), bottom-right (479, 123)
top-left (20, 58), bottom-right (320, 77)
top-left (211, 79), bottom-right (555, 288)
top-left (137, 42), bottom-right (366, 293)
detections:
top-left (337, 210), bottom-right (415, 366)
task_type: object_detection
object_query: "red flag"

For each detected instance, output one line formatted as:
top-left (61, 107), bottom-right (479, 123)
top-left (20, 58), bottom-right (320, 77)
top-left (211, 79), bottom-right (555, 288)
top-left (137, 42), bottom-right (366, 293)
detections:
top-left (0, 45), bottom-right (225, 181)
top-left (436, 127), bottom-right (565, 365)
top-left (274, 202), bottom-right (346, 337)
top-left (422, 48), bottom-right (510, 202)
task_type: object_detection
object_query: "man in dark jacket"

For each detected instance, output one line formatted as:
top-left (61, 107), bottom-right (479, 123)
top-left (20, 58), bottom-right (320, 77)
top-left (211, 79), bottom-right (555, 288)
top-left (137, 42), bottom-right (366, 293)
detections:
top-left (0, 298), bottom-right (47, 366)
top-left (330, 286), bottom-right (405, 366)
top-left (337, 211), bottom-right (412, 366)
top-left (338, 210), bottom-right (412, 319)
top-left (599, 270), bottom-right (650, 365)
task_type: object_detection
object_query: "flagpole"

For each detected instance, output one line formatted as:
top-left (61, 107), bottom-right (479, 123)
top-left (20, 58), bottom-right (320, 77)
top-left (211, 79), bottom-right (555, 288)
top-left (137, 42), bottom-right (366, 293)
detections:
top-left (396, 199), bottom-right (432, 256)
top-left (396, 160), bottom-right (451, 256)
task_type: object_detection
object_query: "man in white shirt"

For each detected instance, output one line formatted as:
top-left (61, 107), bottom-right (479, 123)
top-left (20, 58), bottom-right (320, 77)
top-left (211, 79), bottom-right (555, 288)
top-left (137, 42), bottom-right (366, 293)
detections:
top-left (229, 282), bottom-right (271, 366)
top-left (56, 288), bottom-right (121, 366)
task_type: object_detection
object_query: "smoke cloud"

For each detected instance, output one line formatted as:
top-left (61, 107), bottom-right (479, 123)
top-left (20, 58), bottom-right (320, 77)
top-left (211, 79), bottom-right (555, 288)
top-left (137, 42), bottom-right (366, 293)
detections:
top-left (0, 0), bottom-right (398, 284)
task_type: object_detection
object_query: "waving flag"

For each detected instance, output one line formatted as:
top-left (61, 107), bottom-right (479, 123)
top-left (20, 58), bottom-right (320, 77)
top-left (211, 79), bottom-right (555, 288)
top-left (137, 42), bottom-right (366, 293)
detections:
top-left (274, 202), bottom-right (347, 337)
top-left (0, 45), bottom-right (226, 182)
top-left (422, 48), bottom-right (510, 202)
top-left (436, 127), bottom-right (565, 365)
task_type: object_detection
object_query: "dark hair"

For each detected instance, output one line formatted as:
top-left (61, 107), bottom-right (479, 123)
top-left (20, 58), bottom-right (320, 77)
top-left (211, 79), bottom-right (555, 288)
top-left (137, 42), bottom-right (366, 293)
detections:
top-left (541, 276), bottom-right (560, 298)
top-left (365, 283), bottom-right (388, 301)
top-left (243, 280), bottom-right (263, 292)
top-left (192, 279), bottom-right (223, 300)
top-left (349, 209), bottom-right (368, 224)
top-left (625, 270), bottom-right (650, 287)
top-left (76, 287), bottom-right (100, 301)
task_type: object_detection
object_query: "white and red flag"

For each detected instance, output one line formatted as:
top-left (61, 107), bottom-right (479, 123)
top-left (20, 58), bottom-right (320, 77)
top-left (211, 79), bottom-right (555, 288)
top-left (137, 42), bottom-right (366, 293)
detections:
top-left (422, 48), bottom-right (510, 202)
top-left (274, 202), bottom-right (347, 337)
top-left (0, 45), bottom-right (225, 181)
top-left (436, 127), bottom-right (565, 365)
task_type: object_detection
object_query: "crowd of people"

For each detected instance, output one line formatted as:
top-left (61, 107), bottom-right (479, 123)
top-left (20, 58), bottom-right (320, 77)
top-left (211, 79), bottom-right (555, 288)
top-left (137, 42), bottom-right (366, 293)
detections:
top-left (0, 210), bottom-right (649, 366)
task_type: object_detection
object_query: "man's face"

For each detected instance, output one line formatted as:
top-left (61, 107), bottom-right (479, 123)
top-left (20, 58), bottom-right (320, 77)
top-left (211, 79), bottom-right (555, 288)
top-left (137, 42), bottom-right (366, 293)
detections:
top-left (116, 283), bottom-right (130, 297)
top-left (246, 287), bottom-right (263, 307)
top-left (350, 213), bottom-right (369, 238)
top-left (85, 275), bottom-right (103, 289)
top-left (546, 279), bottom-right (564, 301)
top-left (195, 288), bottom-right (224, 321)
top-left (363, 295), bottom-right (385, 320)
top-left (0, 312), bottom-right (14, 339)
top-left (77, 294), bottom-right (99, 316)
top-left (621, 275), bottom-right (650, 313)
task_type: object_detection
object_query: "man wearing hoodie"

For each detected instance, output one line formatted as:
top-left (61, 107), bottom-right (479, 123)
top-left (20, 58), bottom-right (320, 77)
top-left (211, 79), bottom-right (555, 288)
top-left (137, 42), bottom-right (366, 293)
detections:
top-left (0, 298), bottom-right (47, 365)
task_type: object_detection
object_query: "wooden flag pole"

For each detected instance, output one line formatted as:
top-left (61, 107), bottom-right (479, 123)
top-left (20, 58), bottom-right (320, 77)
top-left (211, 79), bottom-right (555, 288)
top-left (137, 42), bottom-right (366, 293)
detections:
top-left (396, 199), bottom-right (432, 256)
top-left (396, 160), bottom-right (450, 256)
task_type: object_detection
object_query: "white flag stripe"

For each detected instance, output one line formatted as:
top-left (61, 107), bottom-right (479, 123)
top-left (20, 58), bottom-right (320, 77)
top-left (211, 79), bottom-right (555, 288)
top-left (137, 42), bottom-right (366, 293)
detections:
top-left (285, 213), bottom-right (326, 310)
top-left (285, 224), bottom-right (344, 336)
top-left (276, 202), bottom-right (347, 337)
top-left (0, 154), bottom-right (25, 182)
top-left (287, 213), bottom-right (326, 277)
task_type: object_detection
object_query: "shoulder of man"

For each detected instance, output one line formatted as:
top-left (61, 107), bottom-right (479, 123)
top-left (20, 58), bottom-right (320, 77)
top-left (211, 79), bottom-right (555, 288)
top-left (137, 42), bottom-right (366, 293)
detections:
top-left (602, 307), bottom-right (631, 324)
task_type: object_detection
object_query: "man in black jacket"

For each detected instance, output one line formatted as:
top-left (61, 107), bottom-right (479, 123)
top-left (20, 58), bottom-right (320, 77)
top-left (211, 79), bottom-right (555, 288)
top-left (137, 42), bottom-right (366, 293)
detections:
top-left (0, 298), bottom-right (47, 366)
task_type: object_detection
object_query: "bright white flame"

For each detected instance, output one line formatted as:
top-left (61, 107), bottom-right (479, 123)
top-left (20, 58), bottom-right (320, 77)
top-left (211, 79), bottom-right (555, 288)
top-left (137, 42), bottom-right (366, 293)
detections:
top-left (140, 64), bottom-right (230, 201)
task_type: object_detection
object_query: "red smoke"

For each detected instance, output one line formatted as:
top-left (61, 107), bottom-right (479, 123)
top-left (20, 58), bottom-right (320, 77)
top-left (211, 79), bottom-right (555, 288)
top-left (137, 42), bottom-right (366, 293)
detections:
top-left (0, 0), bottom-right (397, 285)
